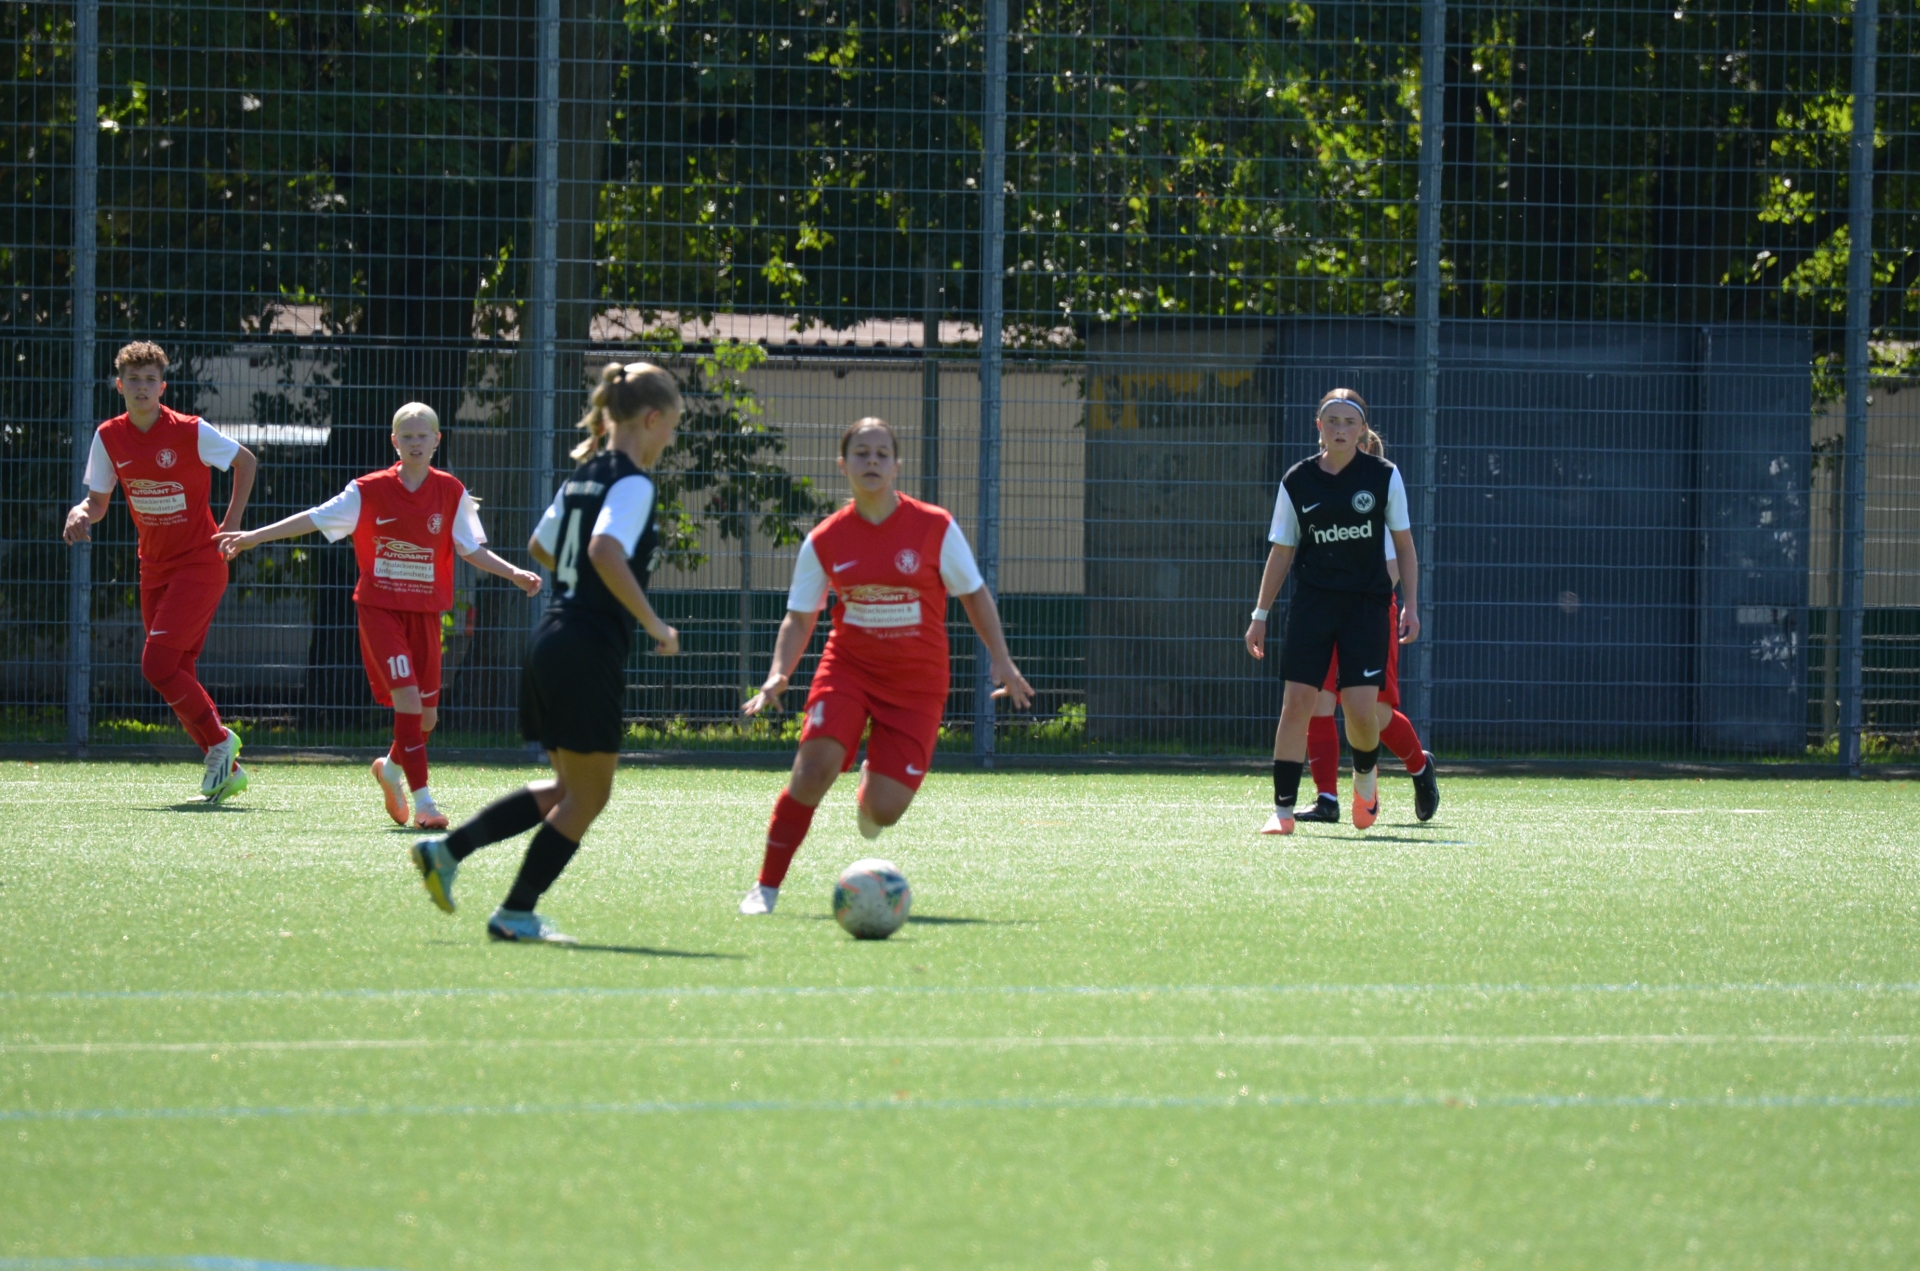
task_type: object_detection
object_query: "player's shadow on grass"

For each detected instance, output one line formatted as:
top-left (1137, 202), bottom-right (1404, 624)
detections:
top-left (149, 802), bottom-right (251, 813)
top-left (1308, 831), bottom-right (1464, 845)
top-left (428, 939), bottom-right (740, 959)
top-left (800, 914), bottom-right (1033, 927)
top-left (563, 942), bottom-right (744, 959)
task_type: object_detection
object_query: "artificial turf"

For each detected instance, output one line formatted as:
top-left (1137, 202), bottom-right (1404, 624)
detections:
top-left (0, 760), bottom-right (1914, 1269)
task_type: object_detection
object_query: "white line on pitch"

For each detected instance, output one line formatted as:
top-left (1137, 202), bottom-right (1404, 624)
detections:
top-left (9, 982), bottom-right (1920, 1003)
top-left (3, 1034), bottom-right (1911, 1055)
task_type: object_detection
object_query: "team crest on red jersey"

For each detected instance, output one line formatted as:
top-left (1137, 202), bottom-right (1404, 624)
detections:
top-left (155, 448), bottom-right (177, 469)
top-left (427, 513), bottom-right (445, 534)
top-left (894, 548), bottom-right (921, 575)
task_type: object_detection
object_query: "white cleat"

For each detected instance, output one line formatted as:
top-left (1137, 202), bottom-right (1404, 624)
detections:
top-left (201, 728), bottom-right (240, 800)
top-left (857, 801), bottom-right (885, 841)
top-left (739, 883), bottom-right (779, 915)
top-left (372, 755), bottom-right (410, 825)
top-left (1259, 810), bottom-right (1296, 836)
top-left (485, 908), bottom-right (577, 944)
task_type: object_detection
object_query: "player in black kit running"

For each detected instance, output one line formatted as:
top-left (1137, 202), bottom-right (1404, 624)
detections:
top-left (1244, 388), bottom-right (1421, 834)
top-left (408, 362), bottom-right (683, 943)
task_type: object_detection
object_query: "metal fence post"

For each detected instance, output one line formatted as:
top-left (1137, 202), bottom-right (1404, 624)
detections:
top-left (922, 249), bottom-right (941, 509)
top-left (1410, 0), bottom-right (1445, 743)
top-left (67, 0), bottom-right (99, 754)
top-left (738, 512), bottom-right (753, 692)
top-left (972, 0), bottom-right (1007, 767)
top-left (1839, 0), bottom-right (1876, 776)
top-left (528, 0), bottom-right (561, 632)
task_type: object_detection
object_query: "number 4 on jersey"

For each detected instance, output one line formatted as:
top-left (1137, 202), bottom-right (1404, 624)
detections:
top-left (554, 508), bottom-right (583, 595)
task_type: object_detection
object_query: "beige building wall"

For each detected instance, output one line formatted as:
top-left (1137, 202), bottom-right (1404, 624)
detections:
top-left (662, 358), bottom-right (1087, 595)
top-left (1811, 382), bottom-right (1920, 608)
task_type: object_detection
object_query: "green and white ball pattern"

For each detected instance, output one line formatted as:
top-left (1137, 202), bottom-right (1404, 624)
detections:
top-left (832, 858), bottom-right (912, 939)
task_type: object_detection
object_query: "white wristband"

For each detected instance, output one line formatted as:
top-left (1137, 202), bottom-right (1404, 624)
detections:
top-left (1251, 607), bottom-right (1270, 622)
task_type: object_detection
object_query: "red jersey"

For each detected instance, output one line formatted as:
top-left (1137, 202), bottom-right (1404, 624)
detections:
top-left (345, 467), bottom-right (470, 614)
top-left (94, 405), bottom-right (222, 572)
top-left (794, 495), bottom-right (982, 692)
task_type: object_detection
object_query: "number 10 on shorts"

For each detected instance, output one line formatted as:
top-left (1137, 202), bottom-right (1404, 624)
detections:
top-left (386, 653), bottom-right (412, 681)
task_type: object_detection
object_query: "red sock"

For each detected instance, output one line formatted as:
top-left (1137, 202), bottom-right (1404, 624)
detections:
top-left (141, 642), bottom-right (226, 752)
top-left (759, 790), bottom-right (817, 888)
top-left (392, 711), bottom-right (430, 791)
top-left (1381, 710), bottom-right (1426, 774)
top-left (1307, 715), bottom-right (1340, 797)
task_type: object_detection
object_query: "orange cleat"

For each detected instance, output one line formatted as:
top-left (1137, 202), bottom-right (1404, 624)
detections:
top-left (1351, 771), bottom-right (1379, 830)
top-left (413, 805), bottom-right (450, 832)
top-left (1259, 810), bottom-right (1296, 835)
top-left (371, 755), bottom-right (409, 825)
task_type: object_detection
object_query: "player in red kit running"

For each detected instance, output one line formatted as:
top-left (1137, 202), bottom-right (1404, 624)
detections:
top-left (64, 341), bottom-right (258, 803)
top-left (219, 402), bottom-right (541, 828)
top-left (736, 417), bottom-right (1033, 915)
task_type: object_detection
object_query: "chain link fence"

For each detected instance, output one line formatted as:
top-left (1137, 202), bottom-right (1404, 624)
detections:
top-left (3, 0), bottom-right (1916, 769)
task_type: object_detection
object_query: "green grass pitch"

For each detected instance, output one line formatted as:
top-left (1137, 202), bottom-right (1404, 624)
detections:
top-left (1, 761), bottom-right (1914, 1269)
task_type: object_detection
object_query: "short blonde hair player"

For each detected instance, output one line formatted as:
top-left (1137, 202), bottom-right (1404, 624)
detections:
top-left (218, 402), bottom-right (542, 830)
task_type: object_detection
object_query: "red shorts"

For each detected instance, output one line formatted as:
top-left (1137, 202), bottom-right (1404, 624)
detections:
top-left (140, 561), bottom-right (229, 655)
top-left (1324, 596), bottom-right (1401, 708)
top-left (357, 606), bottom-right (443, 708)
top-left (800, 667), bottom-right (947, 792)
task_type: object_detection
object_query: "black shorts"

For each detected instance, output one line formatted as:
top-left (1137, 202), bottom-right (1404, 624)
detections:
top-left (1278, 583), bottom-right (1393, 693)
top-left (520, 613), bottom-right (629, 754)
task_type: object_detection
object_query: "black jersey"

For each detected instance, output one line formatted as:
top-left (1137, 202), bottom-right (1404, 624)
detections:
top-left (534, 449), bottom-right (660, 650)
top-left (1269, 450), bottom-right (1407, 594)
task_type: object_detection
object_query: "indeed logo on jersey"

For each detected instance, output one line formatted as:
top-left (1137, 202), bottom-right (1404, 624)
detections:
top-left (842, 583), bottom-right (922, 631)
top-left (1309, 520), bottom-right (1373, 545)
top-left (372, 536), bottom-right (436, 584)
top-left (123, 477), bottom-right (187, 519)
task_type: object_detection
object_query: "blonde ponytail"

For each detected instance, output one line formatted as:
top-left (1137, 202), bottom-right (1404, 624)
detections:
top-left (571, 360), bottom-right (685, 462)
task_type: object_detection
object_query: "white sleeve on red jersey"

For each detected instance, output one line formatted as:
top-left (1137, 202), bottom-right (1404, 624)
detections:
top-left (786, 537), bottom-right (830, 613)
top-left (307, 481), bottom-right (363, 542)
top-left (939, 520), bottom-right (986, 596)
top-left (1385, 467), bottom-right (1411, 532)
top-left (84, 431), bottom-right (116, 494)
top-left (452, 491), bottom-right (486, 554)
top-left (196, 421), bottom-right (241, 470)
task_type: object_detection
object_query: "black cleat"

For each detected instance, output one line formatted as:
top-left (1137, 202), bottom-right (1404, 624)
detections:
top-left (1295, 793), bottom-right (1342, 823)
top-left (1410, 751), bottom-right (1439, 822)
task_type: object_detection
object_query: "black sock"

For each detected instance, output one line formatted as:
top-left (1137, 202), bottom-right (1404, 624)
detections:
top-left (502, 822), bottom-right (581, 913)
top-left (1352, 746), bottom-right (1380, 775)
top-left (445, 788), bottom-right (543, 862)
top-left (1272, 759), bottom-right (1303, 811)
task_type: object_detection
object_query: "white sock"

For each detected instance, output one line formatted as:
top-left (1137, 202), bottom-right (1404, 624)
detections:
top-left (414, 785), bottom-right (435, 807)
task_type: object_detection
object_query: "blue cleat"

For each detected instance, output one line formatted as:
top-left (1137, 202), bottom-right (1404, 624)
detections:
top-left (410, 838), bottom-right (459, 914)
top-left (486, 908), bottom-right (577, 944)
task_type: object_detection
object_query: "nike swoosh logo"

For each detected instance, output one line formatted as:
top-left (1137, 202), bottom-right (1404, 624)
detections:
top-left (375, 516), bottom-right (398, 525)
top-left (115, 459), bottom-right (134, 467)
top-left (905, 764), bottom-right (924, 775)
top-left (1363, 668), bottom-right (1382, 677)
top-left (149, 630), bottom-right (167, 636)
top-left (404, 745), bottom-right (425, 753)
top-left (832, 560), bottom-right (857, 572)
top-left (1301, 503), bottom-right (1320, 513)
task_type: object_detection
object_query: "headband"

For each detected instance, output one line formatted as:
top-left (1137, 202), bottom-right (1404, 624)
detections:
top-left (1317, 399), bottom-right (1368, 425)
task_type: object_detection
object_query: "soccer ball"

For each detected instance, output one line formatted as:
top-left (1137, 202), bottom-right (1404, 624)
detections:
top-left (832, 858), bottom-right (912, 940)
